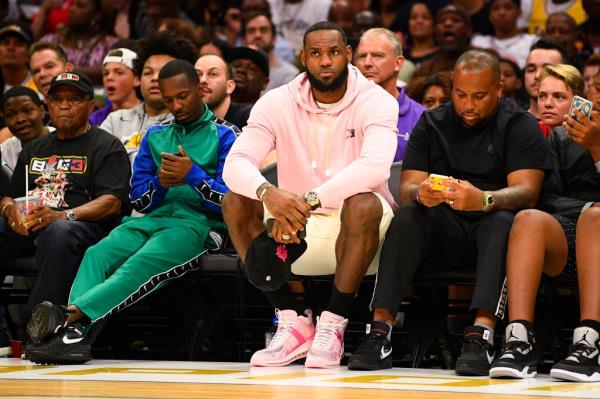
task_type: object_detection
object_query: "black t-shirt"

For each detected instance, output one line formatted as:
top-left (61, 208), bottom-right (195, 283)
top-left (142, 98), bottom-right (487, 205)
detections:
top-left (225, 102), bottom-right (253, 130)
top-left (9, 126), bottom-right (131, 226)
top-left (540, 127), bottom-right (600, 219)
top-left (404, 97), bottom-right (551, 192)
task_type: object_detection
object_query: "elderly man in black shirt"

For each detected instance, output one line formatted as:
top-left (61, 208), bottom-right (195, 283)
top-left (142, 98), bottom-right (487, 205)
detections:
top-left (349, 50), bottom-right (550, 375)
top-left (0, 71), bottom-right (131, 329)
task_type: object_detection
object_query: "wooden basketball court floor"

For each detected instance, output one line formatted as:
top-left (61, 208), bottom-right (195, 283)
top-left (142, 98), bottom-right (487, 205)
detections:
top-left (1, 358), bottom-right (599, 399)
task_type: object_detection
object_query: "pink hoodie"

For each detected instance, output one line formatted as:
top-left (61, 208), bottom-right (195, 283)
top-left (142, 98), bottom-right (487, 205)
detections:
top-left (223, 65), bottom-right (399, 210)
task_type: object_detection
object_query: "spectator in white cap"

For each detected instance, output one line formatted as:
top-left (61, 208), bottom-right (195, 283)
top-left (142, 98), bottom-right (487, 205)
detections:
top-left (89, 48), bottom-right (140, 126)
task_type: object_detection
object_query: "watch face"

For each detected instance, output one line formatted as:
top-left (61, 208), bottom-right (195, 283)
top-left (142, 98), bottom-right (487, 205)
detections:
top-left (305, 192), bottom-right (317, 204)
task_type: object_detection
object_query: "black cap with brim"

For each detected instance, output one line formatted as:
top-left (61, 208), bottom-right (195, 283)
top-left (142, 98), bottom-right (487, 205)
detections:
top-left (0, 24), bottom-right (33, 44)
top-left (228, 46), bottom-right (270, 77)
top-left (48, 71), bottom-right (94, 98)
top-left (244, 231), bottom-right (307, 291)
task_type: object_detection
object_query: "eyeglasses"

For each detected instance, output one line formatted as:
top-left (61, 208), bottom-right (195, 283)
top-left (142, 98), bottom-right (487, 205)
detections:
top-left (46, 95), bottom-right (89, 107)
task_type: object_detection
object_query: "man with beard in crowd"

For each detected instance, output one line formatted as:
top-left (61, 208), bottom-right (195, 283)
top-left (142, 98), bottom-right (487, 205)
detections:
top-left (243, 11), bottom-right (299, 93)
top-left (194, 54), bottom-right (252, 130)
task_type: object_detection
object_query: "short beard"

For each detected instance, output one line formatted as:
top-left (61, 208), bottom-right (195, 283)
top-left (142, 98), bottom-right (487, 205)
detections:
top-left (306, 66), bottom-right (348, 93)
top-left (205, 89), bottom-right (228, 109)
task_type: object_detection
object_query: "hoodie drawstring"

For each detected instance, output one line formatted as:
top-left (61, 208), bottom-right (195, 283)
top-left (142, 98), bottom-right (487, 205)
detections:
top-left (311, 113), bottom-right (334, 177)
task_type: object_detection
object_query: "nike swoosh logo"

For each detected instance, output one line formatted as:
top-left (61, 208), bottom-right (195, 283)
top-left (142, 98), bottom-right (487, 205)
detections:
top-left (486, 352), bottom-right (495, 364)
top-left (380, 345), bottom-right (392, 359)
top-left (62, 335), bottom-right (84, 345)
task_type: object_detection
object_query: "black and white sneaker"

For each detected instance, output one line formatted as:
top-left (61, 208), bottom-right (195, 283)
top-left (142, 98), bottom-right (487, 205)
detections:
top-left (490, 322), bottom-right (537, 378)
top-left (551, 326), bottom-right (600, 382)
top-left (348, 321), bottom-right (393, 370)
top-left (455, 325), bottom-right (495, 376)
top-left (27, 301), bottom-right (70, 344)
top-left (28, 323), bottom-right (91, 365)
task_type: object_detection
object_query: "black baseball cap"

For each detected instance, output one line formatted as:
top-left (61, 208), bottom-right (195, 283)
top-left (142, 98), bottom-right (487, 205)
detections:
top-left (0, 23), bottom-right (33, 44)
top-left (244, 231), bottom-right (307, 291)
top-left (48, 71), bottom-right (94, 98)
top-left (228, 46), bottom-right (270, 77)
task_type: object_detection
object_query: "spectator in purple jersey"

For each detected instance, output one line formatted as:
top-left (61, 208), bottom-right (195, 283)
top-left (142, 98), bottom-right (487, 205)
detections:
top-left (355, 27), bottom-right (425, 161)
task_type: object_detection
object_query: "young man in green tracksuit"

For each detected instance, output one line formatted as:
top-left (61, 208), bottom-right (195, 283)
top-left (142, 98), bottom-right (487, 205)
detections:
top-left (25, 59), bottom-right (239, 364)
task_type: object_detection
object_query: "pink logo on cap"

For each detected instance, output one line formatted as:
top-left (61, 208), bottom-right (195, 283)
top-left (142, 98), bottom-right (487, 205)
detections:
top-left (276, 244), bottom-right (288, 262)
top-left (56, 73), bottom-right (79, 81)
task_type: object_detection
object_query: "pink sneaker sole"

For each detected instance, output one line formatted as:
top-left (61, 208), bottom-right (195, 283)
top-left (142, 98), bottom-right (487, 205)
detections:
top-left (250, 340), bottom-right (314, 367)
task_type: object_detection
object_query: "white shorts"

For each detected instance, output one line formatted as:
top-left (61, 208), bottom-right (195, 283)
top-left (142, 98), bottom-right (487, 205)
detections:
top-left (263, 193), bottom-right (394, 276)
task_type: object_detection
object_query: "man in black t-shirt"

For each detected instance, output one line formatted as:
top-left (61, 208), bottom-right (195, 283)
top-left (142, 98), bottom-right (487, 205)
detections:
top-left (0, 71), bottom-right (131, 328)
top-left (349, 51), bottom-right (550, 375)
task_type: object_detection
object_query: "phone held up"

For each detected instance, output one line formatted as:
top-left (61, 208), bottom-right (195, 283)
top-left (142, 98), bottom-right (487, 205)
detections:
top-left (568, 95), bottom-right (593, 123)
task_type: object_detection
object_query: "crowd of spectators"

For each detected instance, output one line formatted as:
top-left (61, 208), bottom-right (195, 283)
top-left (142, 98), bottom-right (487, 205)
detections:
top-left (0, 0), bottom-right (599, 384)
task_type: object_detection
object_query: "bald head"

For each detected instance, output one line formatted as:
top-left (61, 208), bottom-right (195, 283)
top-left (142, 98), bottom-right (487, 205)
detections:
top-left (195, 54), bottom-right (232, 80)
top-left (455, 50), bottom-right (501, 83)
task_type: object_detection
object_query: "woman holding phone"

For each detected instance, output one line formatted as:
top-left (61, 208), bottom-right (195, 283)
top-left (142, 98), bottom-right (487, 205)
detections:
top-left (490, 69), bottom-right (600, 382)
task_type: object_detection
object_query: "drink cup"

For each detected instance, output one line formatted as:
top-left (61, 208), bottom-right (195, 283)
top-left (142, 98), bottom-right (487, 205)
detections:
top-left (10, 340), bottom-right (22, 358)
top-left (13, 196), bottom-right (40, 223)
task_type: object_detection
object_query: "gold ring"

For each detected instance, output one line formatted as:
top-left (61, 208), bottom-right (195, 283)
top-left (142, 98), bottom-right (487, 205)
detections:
top-left (448, 200), bottom-right (454, 205)
top-left (38, 217), bottom-right (43, 224)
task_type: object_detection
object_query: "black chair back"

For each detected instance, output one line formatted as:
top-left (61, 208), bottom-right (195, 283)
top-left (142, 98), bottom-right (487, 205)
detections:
top-left (389, 161), bottom-right (403, 204)
top-left (0, 164), bottom-right (12, 197)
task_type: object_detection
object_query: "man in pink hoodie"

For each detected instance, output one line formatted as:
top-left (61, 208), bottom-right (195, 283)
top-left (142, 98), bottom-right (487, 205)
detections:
top-left (222, 21), bottom-right (399, 369)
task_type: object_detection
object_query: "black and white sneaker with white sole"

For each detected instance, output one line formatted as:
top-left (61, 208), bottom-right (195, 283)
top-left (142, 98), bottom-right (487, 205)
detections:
top-left (348, 321), bottom-right (393, 370)
top-left (551, 326), bottom-right (600, 382)
top-left (27, 323), bottom-right (91, 365)
top-left (27, 301), bottom-right (70, 344)
top-left (490, 322), bottom-right (537, 379)
top-left (455, 325), bottom-right (496, 376)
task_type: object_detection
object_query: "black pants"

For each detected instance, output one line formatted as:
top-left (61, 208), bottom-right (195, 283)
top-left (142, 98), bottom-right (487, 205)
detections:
top-left (370, 201), bottom-right (513, 319)
top-left (0, 218), bottom-right (109, 312)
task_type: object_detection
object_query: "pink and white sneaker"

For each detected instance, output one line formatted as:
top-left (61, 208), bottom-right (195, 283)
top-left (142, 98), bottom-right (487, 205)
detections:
top-left (250, 309), bottom-right (315, 367)
top-left (305, 311), bottom-right (348, 368)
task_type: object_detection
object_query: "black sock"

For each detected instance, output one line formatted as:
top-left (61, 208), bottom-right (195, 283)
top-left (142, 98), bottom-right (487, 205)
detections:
top-left (263, 284), bottom-right (304, 315)
top-left (581, 319), bottom-right (600, 335)
top-left (326, 284), bottom-right (354, 319)
top-left (370, 320), bottom-right (392, 340)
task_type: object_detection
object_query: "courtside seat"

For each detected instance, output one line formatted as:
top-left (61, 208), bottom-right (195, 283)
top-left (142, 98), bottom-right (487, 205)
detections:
top-left (0, 164), bottom-right (38, 337)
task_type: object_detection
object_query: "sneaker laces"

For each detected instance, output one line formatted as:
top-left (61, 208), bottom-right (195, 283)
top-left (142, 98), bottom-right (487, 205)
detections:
top-left (566, 342), bottom-right (598, 362)
top-left (500, 340), bottom-right (531, 356)
top-left (358, 332), bottom-right (388, 351)
top-left (463, 333), bottom-right (492, 352)
top-left (313, 321), bottom-right (341, 349)
top-left (269, 319), bottom-right (293, 348)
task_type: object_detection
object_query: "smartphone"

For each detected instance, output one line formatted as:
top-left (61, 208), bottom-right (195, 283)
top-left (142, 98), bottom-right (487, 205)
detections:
top-left (429, 173), bottom-right (450, 191)
top-left (568, 95), bottom-right (593, 122)
top-left (266, 218), bottom-right (306, 239)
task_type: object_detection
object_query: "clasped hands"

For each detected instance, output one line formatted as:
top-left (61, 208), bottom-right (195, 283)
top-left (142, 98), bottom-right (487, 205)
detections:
top-left (158, 145), bottom-right (193, 188)
top-left (6, 203), bottom-right (66, 236)
top-left (262, 186), bottom-right (311, 244)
